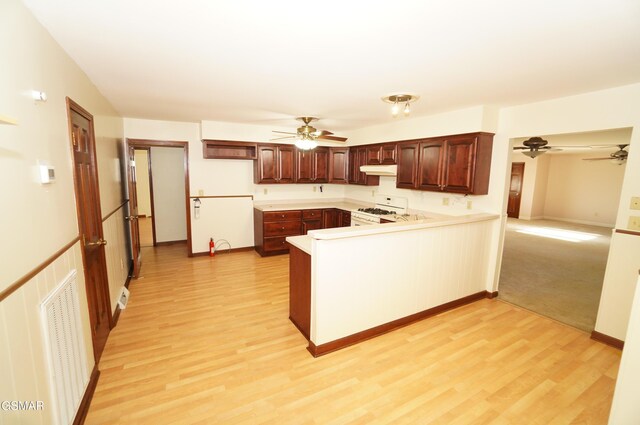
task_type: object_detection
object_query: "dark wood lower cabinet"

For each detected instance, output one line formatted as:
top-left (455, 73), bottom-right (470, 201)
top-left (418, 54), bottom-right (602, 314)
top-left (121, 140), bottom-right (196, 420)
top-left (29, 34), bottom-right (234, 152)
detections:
top-left (289, 245), bottom-right (311, 339)
top-left (255, 207), bottom-right (353, 256)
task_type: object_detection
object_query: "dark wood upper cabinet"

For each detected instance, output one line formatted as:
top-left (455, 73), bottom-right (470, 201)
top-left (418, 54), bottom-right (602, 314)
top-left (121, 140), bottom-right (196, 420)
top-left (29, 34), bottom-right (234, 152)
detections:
top-left (328, 147), bottom-right (349, 184)
top-left (254, 144), bottom-right (295, 184)
top-left (396, 141), bottom-right (420, 189)
top-left (381, 144), bottom-right (397, 164)
top-left (417, 139), bottom-right (446, 191)
top-left (295, 147), bottom-right (329, 183)
top-left (396, 132), bottom-right (493, 194)
top-left (366, 143), bottom-right (397, 165)
top-left (348, 147), bottom-right (379, 186)
top-left (366, 145), bottom-right (382, 165)
top-left (202, 140), bottom-right (257, 159)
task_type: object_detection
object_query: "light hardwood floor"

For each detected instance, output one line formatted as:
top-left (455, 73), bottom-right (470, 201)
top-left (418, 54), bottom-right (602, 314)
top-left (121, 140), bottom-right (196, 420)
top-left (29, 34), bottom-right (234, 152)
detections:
top-left (86, 244), bottom-right (621, 424)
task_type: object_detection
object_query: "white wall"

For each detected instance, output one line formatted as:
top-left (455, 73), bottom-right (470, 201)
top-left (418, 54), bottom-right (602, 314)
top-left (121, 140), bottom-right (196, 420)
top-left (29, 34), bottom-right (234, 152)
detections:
top-left (134, 150), bottom-right (152, 216)
top-left (150, 147), bottom-right (187, 242)
top-left (543, 153), bottom-right (625, 227)
top-left (513, 153), bottom-right (550, 220)
top-left (608, 276), bottom-right (640, 424)
top-left (0, 1), bottom-right (126, 423)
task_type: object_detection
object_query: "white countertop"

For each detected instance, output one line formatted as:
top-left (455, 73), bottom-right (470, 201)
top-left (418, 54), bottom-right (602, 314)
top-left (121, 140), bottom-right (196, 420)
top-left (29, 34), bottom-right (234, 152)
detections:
top-left (253, 198), bottom-right (369, 212)
top-left (286, 211), bottom-right (500, 254)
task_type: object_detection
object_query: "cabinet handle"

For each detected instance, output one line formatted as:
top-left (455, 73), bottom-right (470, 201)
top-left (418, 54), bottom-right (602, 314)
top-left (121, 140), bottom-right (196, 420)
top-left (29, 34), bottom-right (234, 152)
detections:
top-left (281, 226), bottom-right (285, 230)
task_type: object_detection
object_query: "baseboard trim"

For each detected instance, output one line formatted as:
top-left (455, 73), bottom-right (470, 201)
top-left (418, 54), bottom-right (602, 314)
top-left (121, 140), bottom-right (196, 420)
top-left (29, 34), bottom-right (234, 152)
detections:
top-left (155, 239), bottom-right (187, 246)
top-left (486, 291), bottom-right (499, 299)
top-left (541, 216), bottom-right (614, 228)
top-left (307, 290), bottom-right (491, 357)
top-left (191, 247), bottom-right (255, 257)
top-left (125, 260), bottom-right (134, 289)
top-left (72, 365), bottom-right (100, 425)
top-left (590, 330), bottom-right (624, 350)
top-left (112, 305), bottom-right (121, 328)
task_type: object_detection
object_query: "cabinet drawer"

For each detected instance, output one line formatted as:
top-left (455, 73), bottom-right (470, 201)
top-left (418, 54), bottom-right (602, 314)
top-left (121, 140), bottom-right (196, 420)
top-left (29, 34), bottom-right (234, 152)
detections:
top-left (264, 221), bottom-right (302, 237)
top-left (263, 237), bottom-right (290, 252)
top-left (302, 209), bottom-right (323, 219)
top-left (263, 210), bottom-right (302, 222)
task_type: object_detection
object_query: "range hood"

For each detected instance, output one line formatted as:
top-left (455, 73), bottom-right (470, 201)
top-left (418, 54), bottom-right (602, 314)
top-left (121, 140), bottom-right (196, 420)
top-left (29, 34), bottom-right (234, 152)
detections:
top-left (359, 164), bottom-right (397, 176)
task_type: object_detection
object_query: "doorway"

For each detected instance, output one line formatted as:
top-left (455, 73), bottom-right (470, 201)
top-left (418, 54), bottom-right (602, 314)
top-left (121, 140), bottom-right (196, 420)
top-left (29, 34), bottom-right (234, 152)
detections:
top-left (499, 129), bottom-right (630, 331)
top-left (133, 148), bottom-right (155, 247)
top-left (66, 98), bottom-right (112, 362)
top-left (126, 139), bottom-right (192, 278)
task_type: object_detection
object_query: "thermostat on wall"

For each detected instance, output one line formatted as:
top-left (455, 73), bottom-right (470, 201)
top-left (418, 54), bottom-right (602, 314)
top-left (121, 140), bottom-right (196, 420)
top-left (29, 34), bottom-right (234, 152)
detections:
top-left (39, 165), bottom-right (55, 184)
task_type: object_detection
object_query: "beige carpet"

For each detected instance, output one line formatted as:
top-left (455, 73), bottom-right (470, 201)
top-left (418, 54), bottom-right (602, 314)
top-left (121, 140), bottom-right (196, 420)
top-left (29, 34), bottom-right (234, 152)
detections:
top-left (498, 218), bottom-right (612, 332)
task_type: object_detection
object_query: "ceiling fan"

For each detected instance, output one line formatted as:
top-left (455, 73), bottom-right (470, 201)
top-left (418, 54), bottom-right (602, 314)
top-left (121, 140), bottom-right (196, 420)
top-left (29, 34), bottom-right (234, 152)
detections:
top-left (512, 137), bottom-right (560, 158)
top-left (271, 117), bottom-right (347, 150)
top-left (583, 144), bottom-right (629, 164)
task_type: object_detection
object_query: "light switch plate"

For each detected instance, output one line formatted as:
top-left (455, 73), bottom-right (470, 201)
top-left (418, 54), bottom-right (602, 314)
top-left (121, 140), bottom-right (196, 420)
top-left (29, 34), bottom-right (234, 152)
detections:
top-left (628, 216), bottom-right (640, 231)
top-left (630, 197), bottom-right (640, 210)
top-left (442, 197), bottom-right (450, 206)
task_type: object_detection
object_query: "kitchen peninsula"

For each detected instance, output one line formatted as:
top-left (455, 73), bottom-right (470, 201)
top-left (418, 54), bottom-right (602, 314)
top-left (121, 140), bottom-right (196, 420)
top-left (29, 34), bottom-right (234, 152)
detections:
top-left (285, 210), bottom-right (500, 356)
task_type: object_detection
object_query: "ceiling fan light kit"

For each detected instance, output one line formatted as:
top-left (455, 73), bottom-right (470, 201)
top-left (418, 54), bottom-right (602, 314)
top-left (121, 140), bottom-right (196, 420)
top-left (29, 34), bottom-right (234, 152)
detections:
top-left (270, 117), bottom-right (348, 150)
top-left (382, 94), bottom-right (419, 118)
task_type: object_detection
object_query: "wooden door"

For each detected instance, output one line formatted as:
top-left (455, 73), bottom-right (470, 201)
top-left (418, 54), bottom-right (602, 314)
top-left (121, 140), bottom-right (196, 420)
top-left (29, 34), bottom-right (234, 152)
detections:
top-left (277, 146), bottom-right (295, 183)
top-left (443, 136), bottom-right (476, 193)
top-left (417, 139), bottom-right (446, 191)
top-left (126, 145), bottom-right (142, 277)
top-left (295, 149), bottom-right (313, 183)
top-left (329, 148), bottom-right (349, 184)
top-left (255, 145), bottom-right (278, 183)
top-left (67, 99), bottom-right (111, 362)
top-left (507, 162), bottom-right (525, 218)
top-left (396, 141), bottom-right (420, 189)
top-left (313, 148), bottom-right (329, 183)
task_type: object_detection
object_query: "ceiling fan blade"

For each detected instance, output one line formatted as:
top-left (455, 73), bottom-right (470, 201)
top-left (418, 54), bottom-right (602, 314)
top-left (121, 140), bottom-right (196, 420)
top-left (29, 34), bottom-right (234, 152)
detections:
top-left (313, 130), bottom-right (334, 137)
top-left (513, 147), bottom-right (528, 150)
top-left (272, 130), bottom-right (298, 135)
top-left (583, 157), bottom-right (613, 161)
top-left (270, 135), bottom-right (296, 141)
top-left (317, 135), bottom-right (347, 142)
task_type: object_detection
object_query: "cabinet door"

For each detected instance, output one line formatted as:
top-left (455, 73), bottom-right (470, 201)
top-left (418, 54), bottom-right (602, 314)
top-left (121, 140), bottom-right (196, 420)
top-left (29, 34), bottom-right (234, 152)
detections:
top-left (313, 148), bottom-right (329, 183)
top-left (381, 144), bottom-right (397, 164)
top-left (339, 210), bottom-right (351, 227)
top-left (348, 148), bottom-right (360, 184)
top-left (329, 148), bottom-right (349, 184)
top-left (295, 149), bottom-right (314, 183)
top-left (417, 139), bottom-right (446, 191)
top-left (396, 141), bottom-right (419, 189)
top-left (322, 209), bottom-right (338, 229)
top-left (442, 136), bottom-right (476, 193)
top-left (357, 147), bottom-right (368, 183)
top-left (366, 145), bottom-right (382, 165)
top-left (255, 145), bottom-right (278, 183)
top-left (278, 145), bottom-right (296, 183)
top-left (302, 219), bottom-right (322, 234)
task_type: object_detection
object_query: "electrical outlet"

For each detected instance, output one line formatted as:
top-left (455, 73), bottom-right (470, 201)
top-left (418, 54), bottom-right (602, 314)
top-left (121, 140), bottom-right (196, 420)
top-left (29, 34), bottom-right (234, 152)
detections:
top-left (629, 216), bottom-right (640, 231)
top-left (631, 197), bottom-right (640, 210)
top-left (467, 200), bottom-right (473, 210)
top-left (198, 189), bottom-right (204, 196)
top-left (372, 190), bottom-right (375, 197)
top-left (263, 188), bottom-right (268, 195)
top-left (442, 197), bottom-right (450, 206)
top-left (313, 186), bottom-right (317, 192)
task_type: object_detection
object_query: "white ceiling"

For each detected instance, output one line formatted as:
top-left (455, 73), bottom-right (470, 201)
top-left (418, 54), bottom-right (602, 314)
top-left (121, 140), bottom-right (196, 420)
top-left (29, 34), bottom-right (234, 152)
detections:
top-left (22, 0), bottom-right (640, 132)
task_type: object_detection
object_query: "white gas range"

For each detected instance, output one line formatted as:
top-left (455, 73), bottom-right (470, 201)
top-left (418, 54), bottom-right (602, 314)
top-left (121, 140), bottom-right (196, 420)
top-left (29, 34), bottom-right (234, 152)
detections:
top-left (350, 195), bottom-right (408, 226)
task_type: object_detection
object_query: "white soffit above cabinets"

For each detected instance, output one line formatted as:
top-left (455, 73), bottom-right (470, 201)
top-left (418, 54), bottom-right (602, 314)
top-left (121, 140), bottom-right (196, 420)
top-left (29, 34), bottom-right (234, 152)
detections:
top-left (21, 0), bottom-right (640, 130)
